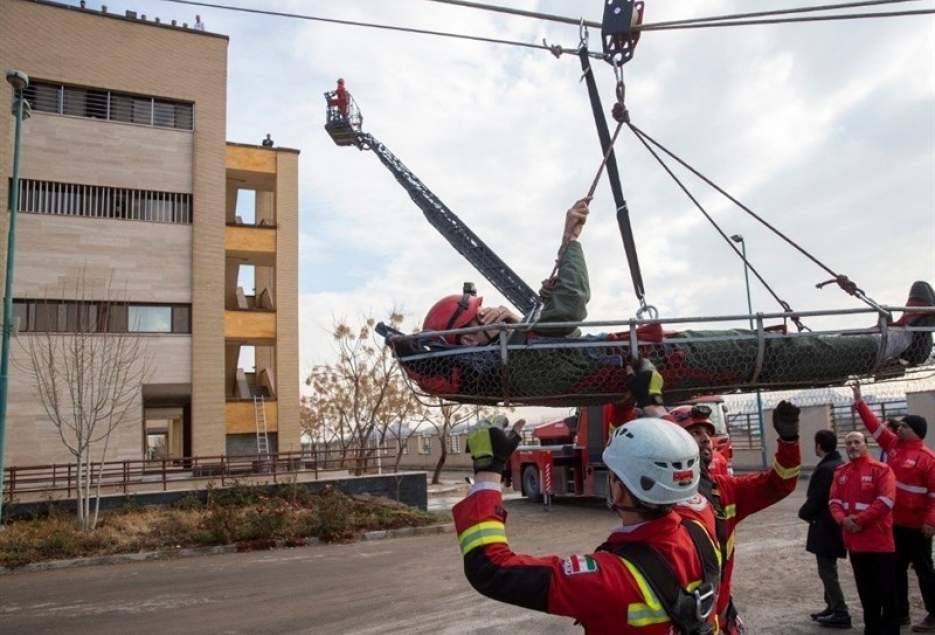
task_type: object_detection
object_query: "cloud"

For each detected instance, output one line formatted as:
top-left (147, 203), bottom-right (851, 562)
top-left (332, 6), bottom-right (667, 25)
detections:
top-left (112, 0), bottom-right (935, 406)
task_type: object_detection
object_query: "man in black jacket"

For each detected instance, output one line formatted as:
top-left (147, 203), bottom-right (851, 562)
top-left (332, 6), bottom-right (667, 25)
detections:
top-left (799, 429), bottom-right (851, 628)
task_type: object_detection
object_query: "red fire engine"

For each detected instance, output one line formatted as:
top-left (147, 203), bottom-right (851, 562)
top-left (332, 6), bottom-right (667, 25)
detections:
top-left (509, 396), bottom-right (733, 504)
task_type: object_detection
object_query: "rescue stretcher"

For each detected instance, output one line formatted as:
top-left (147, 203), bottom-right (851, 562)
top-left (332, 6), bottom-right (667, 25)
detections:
top-left (379, 306), bottom-right (935, 407)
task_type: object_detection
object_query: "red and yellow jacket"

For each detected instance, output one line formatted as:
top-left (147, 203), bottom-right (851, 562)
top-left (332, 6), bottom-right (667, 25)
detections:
top-left (686, 439), bottom-right (800, 632)
top-left (453, 483), bottom-right (721, 634)
top-left (855, 400), bottom-right (935, 529)
top-left (828, 453), bottom-right (896, 553)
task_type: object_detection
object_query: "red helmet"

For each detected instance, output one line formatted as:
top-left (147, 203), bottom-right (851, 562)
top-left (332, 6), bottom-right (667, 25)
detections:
top-left (423, 293), bottom-right (483, 344)
top-left (664, 404), bottom-right (716, 436)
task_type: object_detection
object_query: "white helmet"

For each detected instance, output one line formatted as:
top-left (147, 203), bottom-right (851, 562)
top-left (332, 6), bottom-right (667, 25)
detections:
top-left (602, 417), bottom-right (701, 507)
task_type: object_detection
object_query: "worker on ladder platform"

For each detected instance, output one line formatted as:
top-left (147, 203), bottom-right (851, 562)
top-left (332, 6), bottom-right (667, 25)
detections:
top-left (666, 402), bottom-right (802, 633)
top-left (454, 375), bottom-right (725, 634)
top-left (328, 78), bottom-right (349, 118)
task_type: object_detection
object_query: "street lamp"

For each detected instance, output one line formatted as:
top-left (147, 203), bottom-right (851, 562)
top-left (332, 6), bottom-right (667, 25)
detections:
top-left (0, 69), bottom-right (30, 525)
top-left (730, 234), bottom-right (768, 469)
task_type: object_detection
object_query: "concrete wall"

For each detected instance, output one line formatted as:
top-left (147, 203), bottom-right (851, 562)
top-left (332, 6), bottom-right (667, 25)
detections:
top-left (732, 404), bottom-right (831, 471)
top-left (5, 471), bottom-right (429, 519)
top-left (0, 0), bottom-right (229, 464)
top-left (907, 390), bottom-right (935, 451)
top-left (13, 214), bottom-right (192, 302)
top-left (20, 113), bottom-right (193, 192)
top-left (8, 335), bottom-right (192, 465)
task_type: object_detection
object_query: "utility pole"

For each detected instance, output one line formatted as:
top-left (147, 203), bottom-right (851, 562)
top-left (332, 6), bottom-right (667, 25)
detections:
top-left (0, 69), bottom-right (30, 525)
top-left (731, 234), bottom-right (768, 469)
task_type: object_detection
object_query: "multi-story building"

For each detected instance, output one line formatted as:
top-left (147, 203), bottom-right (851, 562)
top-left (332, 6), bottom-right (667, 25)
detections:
top-left (0, 0), bottom-right (299, 465)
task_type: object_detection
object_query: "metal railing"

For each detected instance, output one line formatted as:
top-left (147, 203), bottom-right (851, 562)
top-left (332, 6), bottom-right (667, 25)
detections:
top-left (726, 412), bottom-right (763, 450)
top-left (831, 399), bottom-right (907, 440)
top-left (3, 447), bottom-right (397, 501)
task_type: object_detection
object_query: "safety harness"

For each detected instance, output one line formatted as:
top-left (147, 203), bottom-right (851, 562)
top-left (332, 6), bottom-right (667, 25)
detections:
top-left (598, 519), bottom-right (721, 634)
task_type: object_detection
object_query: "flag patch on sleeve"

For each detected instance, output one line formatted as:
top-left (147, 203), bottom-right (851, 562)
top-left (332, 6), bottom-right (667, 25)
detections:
top-left (562, 554), bottom-right (598, 576)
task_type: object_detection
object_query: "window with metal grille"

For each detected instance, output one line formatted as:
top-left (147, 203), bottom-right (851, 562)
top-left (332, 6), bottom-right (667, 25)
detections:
top-left (12, 178), bottom-right (192, 224)
top-left (22, 80), bottom-right (194, 131)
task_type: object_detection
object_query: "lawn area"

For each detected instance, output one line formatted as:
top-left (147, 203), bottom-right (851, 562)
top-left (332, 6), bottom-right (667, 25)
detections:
top-left (0, 485), bottom-right (443, 569)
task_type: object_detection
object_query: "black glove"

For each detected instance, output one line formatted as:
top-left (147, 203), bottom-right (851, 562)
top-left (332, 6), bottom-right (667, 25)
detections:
top-left (629, 357), bottom-right (664, 408)
top-left (773, 400), bottom-right (801, 441)
top-left (467, 423), bottom-right (521, 474)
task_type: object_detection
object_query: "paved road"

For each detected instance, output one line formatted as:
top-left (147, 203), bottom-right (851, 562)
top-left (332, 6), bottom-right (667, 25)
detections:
top-left (0, 481), bottom-right (925, 634)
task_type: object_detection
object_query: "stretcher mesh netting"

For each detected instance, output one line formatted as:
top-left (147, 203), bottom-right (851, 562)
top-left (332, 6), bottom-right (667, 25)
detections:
top-left (386, 324), bottom-right (935, 407)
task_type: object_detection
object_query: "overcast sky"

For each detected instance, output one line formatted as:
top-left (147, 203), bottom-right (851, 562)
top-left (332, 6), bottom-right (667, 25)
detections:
top-left (80, 0), bottom-right (935, 415)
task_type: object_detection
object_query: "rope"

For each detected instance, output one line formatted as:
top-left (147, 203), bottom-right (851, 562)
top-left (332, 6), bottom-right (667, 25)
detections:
top-left (628, 124), bottom-right (887, 313)
top-left (423, 0), bottom-right (927, 30)
top-left (628, 124), bottom-right (809, 332)
top-left (543, 118), bottom-right (627, 290)
top-left (639, 0), bottom-right (927, 30)
top-left (641, 7), bottom-right (935, 31)
top-left (156, 0), bottom-right (603, 57)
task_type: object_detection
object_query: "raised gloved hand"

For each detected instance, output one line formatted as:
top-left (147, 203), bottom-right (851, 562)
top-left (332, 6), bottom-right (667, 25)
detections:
top-left (467, 419), bottom-right (524, 474)
top-left (773, 400), bottom-right (801, 441)
top-left (629, 357), bottom-right (664, 408)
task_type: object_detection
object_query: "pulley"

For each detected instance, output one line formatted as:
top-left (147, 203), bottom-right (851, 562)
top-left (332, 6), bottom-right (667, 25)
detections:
top-left (602, 0), bottom-right (645, 67)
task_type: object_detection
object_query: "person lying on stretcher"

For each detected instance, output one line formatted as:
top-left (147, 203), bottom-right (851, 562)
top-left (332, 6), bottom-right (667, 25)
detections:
top-left (421, 198), bottom-right (935, 367)
top-left (422, 198), bottom-right (591, 346)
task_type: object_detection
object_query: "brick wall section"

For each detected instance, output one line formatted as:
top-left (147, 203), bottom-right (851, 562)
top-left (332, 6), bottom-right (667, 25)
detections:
top-left (0, 0), bottom-right (229, 462)
top-left (275, 151), bottom-right (300, 451)
top-left (20, 114), bottom-right (194, 191)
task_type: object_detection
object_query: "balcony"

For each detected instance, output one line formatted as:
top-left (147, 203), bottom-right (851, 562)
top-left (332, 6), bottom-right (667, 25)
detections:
top-left (225, 400), bottom-right (278, 434)
top-left (225, 310), bottom-right (276, 342)
top-left (225, 225), bottom-right (276, 261)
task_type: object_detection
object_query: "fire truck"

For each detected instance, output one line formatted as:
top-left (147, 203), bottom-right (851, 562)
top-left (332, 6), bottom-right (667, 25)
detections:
top-left (508, 396), bottom-right (732, 504)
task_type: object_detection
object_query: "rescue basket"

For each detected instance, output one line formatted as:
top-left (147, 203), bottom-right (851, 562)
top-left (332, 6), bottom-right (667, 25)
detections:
top-left (379, 307), bottom-right (935, 407)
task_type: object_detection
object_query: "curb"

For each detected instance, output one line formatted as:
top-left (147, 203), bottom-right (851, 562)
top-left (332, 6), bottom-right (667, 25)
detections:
top-left (0, 523), bottom-right (454, 576)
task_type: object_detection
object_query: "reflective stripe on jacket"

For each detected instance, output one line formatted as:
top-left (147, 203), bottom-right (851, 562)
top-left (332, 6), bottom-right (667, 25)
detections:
top-left (856, 400), bottom-right (935, 528)
top-left (828, 453), bottom-right (896, 553)
top-left (453, 485), bottom-right (721, 633)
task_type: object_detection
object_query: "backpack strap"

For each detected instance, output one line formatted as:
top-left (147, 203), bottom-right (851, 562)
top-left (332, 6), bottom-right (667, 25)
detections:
top-left (599, 519), bottom-right (720, 635)
top-left (698, 476), bottom-right (729, 562)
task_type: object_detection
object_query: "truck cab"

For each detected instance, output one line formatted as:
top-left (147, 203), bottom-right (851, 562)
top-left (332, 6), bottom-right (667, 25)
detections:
top-left (509, 396), bottom-right (733, 502)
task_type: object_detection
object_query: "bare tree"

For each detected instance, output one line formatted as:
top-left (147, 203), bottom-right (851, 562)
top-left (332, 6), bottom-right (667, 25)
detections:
top-left (304, 313), bottom-right (414, 473)
top-left (17, 272), bottom-right (152, 531)
top-left (425, 400), bottom-right (491, 485)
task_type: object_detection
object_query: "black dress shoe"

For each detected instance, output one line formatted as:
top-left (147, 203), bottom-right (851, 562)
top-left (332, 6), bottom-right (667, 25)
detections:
top-left (816, 611), bottom-right (853, 629)
top-left (811, 608), bottom-right (834, 621)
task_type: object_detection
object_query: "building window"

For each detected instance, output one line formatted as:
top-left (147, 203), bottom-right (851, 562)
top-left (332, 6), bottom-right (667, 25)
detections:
top-left (447, 435), bottom-right (462, 454)
top-left (418, 436), bottom-right (432, 455)
top-left (13, 300), bottom-right (192, 334)
top-left (398, 439), bottom-right (409, 455)
top-left (129, 306), bottom-right (172, 333)
top-left (13, 178), bottom-right (191, 225)
top-left (22, 80), bottom-right (194, 131)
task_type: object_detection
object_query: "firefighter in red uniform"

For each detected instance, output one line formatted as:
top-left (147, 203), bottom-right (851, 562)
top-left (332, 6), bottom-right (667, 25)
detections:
top-left (666, 402), bottom-right (802, 634)
top-left (328, 78), bottom-right (349, 117)
top-left (852, 382), bottom-right (935, 631)
top-left (829, 430), bottom-right (898, 634)
top-left (455, 413), bottom-right (723, 633)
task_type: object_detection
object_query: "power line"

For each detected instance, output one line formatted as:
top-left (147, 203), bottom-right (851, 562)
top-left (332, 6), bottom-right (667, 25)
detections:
top-left (157, 0), bottom-right (592, 56)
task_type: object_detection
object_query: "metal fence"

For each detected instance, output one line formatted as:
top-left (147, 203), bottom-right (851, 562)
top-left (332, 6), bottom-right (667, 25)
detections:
top-left (831, 399), bottom-right (907, 439)
top-left (3, 447), bottom-right (397, 501)
top-left (726, 412), bottom-right (764, 450)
